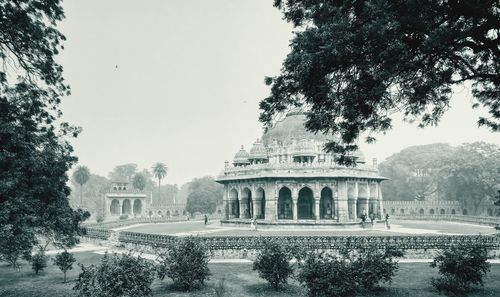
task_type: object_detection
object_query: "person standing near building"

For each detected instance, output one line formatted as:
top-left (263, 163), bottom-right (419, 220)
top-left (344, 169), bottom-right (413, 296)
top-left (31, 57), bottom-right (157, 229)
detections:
top-left (385, 213), bottom-right (390, 229)
top-left (204, 214), bottom-right (208, 225)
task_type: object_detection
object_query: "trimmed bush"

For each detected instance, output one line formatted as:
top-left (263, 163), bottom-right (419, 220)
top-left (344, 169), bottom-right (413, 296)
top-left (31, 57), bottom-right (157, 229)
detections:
top-left (31, 247), bottom-right (48, 274)
top-left (53, 250), bottom-right (76, 283)
top-left (298, 252), bottom-right (358, 297)
top-left (253, 239), bottom-right (294, 289)
top-left (74, 252), bottom-right (156, 297)
top-left (350, 247), bottom-right (403, 291)
top-left (430, 244), bottom-right (490, 296)
top-left (298, 248), bottom-right (403, 297)
top-left (157, 236), bottom-right (211, 291)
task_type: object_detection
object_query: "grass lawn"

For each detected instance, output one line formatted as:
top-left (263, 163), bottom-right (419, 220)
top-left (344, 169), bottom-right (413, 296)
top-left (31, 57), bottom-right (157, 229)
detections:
top-left (1, 252), bottom-right (500, 297)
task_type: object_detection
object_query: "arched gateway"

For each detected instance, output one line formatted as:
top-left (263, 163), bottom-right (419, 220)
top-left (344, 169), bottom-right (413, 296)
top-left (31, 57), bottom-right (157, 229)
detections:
top-left (216, 110), bottom-right (387, 225)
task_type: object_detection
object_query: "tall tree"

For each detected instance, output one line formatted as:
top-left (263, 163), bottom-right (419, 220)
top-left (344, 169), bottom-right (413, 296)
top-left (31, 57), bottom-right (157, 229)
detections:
top-left (69, 173), bottom-right (110, 219)
top-left (72, 166), bottom-right (90, 206)
top-left (152, 163), bottom-right (168, 205)
top-left (108, 163), bottom-right (138, 182)
top-left (442, 142), bottom-right (500, 214)
top-left (260, 0), bottom-right (499, 163)
top-left (0, 0), bottom-right (89, 265)
top-left (185, 176), bottom-right (223, 214)
top-left (379, 143), bottom-right (453, 201)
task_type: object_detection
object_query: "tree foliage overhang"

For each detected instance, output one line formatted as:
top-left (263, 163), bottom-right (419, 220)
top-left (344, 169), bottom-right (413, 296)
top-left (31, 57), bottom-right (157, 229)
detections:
top-left (0, 0), bottom-right (89, 250)
top-left (260, 0), bottom-right (499, 164)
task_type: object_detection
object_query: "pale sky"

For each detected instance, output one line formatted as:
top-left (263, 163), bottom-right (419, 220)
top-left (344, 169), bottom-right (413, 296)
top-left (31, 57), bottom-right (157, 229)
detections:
top-left (58, 0), bottom-right (499, 185)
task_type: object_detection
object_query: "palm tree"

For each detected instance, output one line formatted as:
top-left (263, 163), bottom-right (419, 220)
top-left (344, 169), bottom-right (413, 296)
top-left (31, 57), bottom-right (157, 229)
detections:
top-left (72, 166), bottom-right (90, 206)
top-left (152, 162), bottom-right (167, 205)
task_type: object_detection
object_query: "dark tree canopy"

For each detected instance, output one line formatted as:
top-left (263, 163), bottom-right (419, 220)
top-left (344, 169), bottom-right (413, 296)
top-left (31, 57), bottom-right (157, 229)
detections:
top-left (260, 0), bottom-right (499, 161)
top-left (379, 142), bottom-right (500, 214)
top-left (0, 0), bottom-right (88, 259)
top-left (185, 177), bottom-right (223, 214)
top-left (379, 143), bottom-right (454, 201)
top-left (132, 173), bottom-right (147, 190)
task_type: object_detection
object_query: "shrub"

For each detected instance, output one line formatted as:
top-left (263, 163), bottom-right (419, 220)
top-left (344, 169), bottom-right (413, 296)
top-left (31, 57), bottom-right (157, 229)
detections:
top-left (430, 244), bottom-right (490, 296)
top-left (31, 247), bottom-right (48, 275)
top-left (213, 278), bottom-right (227, 297)
top-left (350, 247), bottom-right (403, 291)
top-left (119, 214), bottom-right (129, 220)
top-left (157, 236), bottom-right (211, 291)
top-left (253, 239), bottom-right (294, 289)
top-left (297, 252), bottom-right (358, 297)
top-left (95, 212), bottom-right (105, 223)
top-left (297, 248), bottom-right (403, 297)
top-left (74, 252), bottom-right (156, 297)
top-left (53, 250), bottom-right (76, 283)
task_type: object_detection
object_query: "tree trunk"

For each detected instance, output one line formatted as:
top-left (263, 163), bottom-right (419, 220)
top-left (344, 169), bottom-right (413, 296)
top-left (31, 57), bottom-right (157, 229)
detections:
top-left (157, 178), bottom-right (161, 206)
top-left (63, 271), bottom-right (66, 283)
top-left (80, 184), bottom-right (83, 206)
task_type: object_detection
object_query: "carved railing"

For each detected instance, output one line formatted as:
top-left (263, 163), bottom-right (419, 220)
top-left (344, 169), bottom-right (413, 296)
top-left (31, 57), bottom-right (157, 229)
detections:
top-left (391, 215), bottom-right (500, 225)
top-left (85, 216), bottom-right (189, 229)
top-left (221, 162), bottom-right (379, 176)
top-left (106, 231), bottom-right (500, 250)
top-left (83, 227), bottom-right (111, 240)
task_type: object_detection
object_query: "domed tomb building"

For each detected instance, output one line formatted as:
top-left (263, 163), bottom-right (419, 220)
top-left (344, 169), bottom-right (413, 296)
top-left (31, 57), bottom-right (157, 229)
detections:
top-left (216, 110), bottom-right (387, 225)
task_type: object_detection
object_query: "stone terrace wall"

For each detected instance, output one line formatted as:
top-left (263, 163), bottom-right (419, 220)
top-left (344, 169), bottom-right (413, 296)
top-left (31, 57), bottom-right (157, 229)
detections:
top-left (117, 231), bottom-right (500, 250)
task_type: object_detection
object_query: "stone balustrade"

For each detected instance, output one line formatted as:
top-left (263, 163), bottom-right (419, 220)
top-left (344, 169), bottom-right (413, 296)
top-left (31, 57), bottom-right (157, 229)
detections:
top-left (82, 228), bottom-right (500, 251)
top-left (85, 216), bottom-right (189, 229)
top-left (84, 227), bottom-right (112, 240)
top-left (222, 162), bottom-right (379, 176)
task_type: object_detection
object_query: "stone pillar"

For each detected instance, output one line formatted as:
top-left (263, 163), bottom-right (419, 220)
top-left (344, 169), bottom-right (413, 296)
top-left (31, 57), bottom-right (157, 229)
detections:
top-left (365, 183), bottom-right (370, 215)
top-left (104, 195), bottom-right (109, 218)
top-left (337, 180), bottom-right (349, 222)
top-left (354, 182), bottom-right (359, 218)
top-left (315, 197), bottom-right (320, 220)
top-left (252, 199), bottom-right (259, 219)
top-left (222, 188), bottom-right (229, 220)
top-left (352, 198), bottom-right (357, 220)
top-left (265, 183), bottom-right (276, 221)
top-left (334, 187), bottom-right (340, 221)
top-left (239, 200), bottom-right (245, 218)
top-left (377, 182), bottom-right (384, 219)
top-left (292, 187), bottom-right (298, 221)
top-left (119, 199), bottom-right (123, 216)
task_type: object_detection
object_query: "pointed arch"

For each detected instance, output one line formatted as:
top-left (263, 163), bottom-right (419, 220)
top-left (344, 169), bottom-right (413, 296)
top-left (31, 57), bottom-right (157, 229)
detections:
top-left (255, 187), bottom-right (265, 219)
top-left (298, 187), bottom-right (314, 219)
top-left (320, 187), bottom-right (334, 219)
top-left (122, 199), bottom-right (131, 215)
top-left (110, 199), bottom-right (120, 215)
top-left (228, 188), bottom-right (240, 218)
top-left (133, 199), bottom-right (142, 215)
top-left (278, 186), bottom-right (292, 219)
top-left (242, 187), bottom-right (253, 218)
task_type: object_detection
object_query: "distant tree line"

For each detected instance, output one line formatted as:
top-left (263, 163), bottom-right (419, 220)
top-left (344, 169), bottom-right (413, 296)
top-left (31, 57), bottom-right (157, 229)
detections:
top-left (379, 142), bottom-right (500, 215)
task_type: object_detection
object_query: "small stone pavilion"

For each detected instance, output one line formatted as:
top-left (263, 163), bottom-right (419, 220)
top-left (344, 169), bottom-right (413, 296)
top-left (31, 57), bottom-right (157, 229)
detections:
top-left (216, 110), bottom-right (387, 226)
top-left (105, 182), bottom-right (148, 218)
